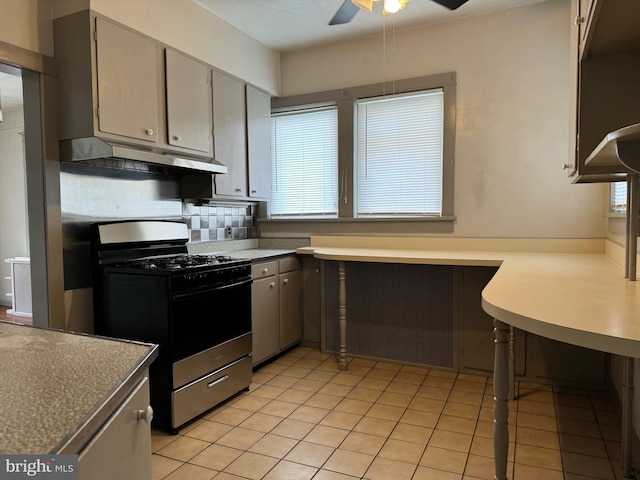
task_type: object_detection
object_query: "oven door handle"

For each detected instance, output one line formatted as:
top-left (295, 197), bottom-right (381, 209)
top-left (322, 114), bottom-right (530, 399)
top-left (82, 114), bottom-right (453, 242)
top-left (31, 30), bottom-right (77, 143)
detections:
top-left (173, 277), bottom-right (251, 302)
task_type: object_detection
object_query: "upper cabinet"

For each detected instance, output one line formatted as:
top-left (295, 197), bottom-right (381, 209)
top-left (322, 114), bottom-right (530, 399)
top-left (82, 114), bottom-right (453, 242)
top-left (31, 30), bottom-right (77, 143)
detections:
top-left (212, 71), bottom-right (248, 197)
top-left (246, 85), bottom-right (272, 200)
top-left (165, 49), bottom-right (213, 155)
top-left (95, 18), bottom-right (159, 143)
top-left (571, 0), bottom-right (640, 182)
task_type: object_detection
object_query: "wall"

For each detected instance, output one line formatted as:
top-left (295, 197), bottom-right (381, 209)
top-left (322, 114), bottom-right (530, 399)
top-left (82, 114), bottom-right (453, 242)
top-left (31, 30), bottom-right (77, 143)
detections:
top-left (273, 0), bottom-right (607, 239)
top-left (0, 108), bottom-right (28, 306)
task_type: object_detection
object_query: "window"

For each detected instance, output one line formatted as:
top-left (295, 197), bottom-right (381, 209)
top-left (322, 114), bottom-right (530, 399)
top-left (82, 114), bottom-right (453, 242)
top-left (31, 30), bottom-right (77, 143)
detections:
top-left (612, 182), bottom-right (627, 213)
top-left (355, 90), bottom-right (444, 217)
top-left (270, 106), bottom-right (338, 217)
top-left (269, 73), bottom-right (456, 225)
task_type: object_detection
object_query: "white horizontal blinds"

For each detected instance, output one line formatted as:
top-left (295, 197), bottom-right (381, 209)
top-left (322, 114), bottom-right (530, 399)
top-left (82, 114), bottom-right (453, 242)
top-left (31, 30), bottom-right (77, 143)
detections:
top-left (356, 89), bottom-right (444, 217)
top-left (612, 182), bottom-right (627, 212)
top-left (270, 106), bottom-right (339, 217)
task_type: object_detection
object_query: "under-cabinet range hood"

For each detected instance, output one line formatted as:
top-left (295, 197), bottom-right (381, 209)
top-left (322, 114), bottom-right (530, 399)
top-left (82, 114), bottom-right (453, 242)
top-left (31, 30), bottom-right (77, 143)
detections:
top-left (59, 136), bottom-right (228, 175)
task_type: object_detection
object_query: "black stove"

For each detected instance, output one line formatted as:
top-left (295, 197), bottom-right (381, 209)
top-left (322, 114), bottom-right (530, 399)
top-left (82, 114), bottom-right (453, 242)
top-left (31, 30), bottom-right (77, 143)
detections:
top-left (90, 220), bottom-right (253, 432)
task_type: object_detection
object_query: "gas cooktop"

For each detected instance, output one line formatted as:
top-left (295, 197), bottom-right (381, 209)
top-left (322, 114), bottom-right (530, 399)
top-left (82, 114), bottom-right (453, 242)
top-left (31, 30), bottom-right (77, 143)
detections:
top-left (115, 254), bottom-right (244, 272)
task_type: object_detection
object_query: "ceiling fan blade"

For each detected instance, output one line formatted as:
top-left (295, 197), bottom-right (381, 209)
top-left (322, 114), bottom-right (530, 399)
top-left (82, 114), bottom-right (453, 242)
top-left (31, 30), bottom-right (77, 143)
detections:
top-left (430, 0), bottom-right (469, 10)
top-left (329, 0), bottom-right (360, 25)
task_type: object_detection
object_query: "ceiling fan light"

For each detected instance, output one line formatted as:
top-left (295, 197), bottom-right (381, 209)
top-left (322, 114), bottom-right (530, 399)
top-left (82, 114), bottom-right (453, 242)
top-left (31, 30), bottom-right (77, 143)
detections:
top-left (352, 0), bottom-right (374, 12)
top-left (382, 0), bottom-right (408, 14)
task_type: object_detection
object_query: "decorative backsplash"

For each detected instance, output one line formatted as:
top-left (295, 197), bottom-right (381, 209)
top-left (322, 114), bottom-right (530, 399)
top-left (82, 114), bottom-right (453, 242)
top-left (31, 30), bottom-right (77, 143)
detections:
top-left (182, 202), bottom-right (257, 242)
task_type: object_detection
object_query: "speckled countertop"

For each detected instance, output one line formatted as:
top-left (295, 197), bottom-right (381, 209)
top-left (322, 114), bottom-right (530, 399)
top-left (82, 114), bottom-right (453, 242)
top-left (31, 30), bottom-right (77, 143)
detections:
top-left (0, 322), bottom-right (158, 454)
top-left (222, 249), bottom-right (297, 261)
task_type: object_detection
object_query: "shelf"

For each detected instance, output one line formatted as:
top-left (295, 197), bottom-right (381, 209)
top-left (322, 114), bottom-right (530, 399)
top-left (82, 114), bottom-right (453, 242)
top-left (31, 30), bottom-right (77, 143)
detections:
top-left (580, 0), bottom-right (640, 60)
top-left (584, 124), bottom-right (640, 175)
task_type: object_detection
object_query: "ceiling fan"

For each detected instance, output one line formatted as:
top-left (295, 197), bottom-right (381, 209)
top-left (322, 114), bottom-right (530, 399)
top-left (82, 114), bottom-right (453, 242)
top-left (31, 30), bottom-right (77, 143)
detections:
top-left (329, 0), bottom-right (469, 25)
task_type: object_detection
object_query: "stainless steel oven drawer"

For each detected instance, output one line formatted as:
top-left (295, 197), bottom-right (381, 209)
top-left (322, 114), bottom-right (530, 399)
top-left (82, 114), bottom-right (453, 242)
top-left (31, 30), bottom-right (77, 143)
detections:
top-left (173, 333), bottom-right (252, 389)
top-left (172, 354), bottom-right (252, 428)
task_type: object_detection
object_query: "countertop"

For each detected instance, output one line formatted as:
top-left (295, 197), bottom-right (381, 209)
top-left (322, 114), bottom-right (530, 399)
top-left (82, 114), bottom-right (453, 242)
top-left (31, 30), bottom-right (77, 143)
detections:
top-left (301, 238), bottom-right (640, 359)
top-left (218, 248), bottom-right (297, 261)
top-left (0, 322), bottom-right (158, 454)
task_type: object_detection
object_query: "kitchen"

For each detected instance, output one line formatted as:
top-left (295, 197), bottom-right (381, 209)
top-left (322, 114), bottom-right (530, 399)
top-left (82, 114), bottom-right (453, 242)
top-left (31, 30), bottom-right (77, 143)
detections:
top-left (0, 0), bottom-right (637, 479)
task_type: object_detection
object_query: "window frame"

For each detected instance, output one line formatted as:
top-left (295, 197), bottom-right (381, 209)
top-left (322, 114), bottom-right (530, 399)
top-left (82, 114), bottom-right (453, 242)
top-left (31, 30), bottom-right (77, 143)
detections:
top-left (268, 72), bottom-right (456, 227)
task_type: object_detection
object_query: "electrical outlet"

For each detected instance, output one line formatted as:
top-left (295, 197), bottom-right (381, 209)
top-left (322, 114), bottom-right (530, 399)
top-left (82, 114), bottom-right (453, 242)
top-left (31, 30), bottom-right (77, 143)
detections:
top-left (225, 226), bottom-right (232, 238)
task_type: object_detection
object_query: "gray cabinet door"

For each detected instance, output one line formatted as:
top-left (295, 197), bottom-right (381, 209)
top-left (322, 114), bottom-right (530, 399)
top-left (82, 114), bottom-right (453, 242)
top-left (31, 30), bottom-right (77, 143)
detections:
top-left (95, 18), bottom-right (158, 143)
top-left (251, 275), bottom-right (280, 365)
top-left (212, 71), bottom-right (247, 196)
top-left (78, 375), bottom-right (152, 480)
top-left (165, 48), bottom-right (212, 154)
top-left (280, 269), bottom-right (302, 350)
top-left (246, 85), bottom-right (272, 199)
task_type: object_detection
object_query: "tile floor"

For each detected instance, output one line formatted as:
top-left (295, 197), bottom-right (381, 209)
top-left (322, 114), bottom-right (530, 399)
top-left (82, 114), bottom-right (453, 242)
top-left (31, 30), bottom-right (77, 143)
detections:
top-left (151, 346), bottom-right (625, 480)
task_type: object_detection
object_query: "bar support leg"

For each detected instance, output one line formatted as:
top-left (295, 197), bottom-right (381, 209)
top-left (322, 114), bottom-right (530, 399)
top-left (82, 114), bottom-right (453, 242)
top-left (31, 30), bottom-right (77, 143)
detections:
top-left (509, 326), bottom-right (516, 401)
top-left (493, 319), bottom-right (509, 480)
top-left (338, 261), bottom-right (348, 371)
top-left (623, 356), bottom-right (635, 479)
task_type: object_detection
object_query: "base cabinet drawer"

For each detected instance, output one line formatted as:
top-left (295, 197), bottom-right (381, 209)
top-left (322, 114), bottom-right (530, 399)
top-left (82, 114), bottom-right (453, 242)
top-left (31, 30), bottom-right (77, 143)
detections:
top-left (78, 375), bottom-right (152, 480)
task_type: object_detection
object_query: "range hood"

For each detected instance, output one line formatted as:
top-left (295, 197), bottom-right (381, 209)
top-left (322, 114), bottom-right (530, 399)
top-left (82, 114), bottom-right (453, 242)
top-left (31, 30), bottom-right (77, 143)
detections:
top-left (59, 137), bottom-right (228, 175)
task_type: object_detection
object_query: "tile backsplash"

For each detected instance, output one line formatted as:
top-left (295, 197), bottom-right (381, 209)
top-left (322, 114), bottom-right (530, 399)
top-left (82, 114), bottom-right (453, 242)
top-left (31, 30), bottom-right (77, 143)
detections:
top-left (182, 202), bottom-right (257, 242)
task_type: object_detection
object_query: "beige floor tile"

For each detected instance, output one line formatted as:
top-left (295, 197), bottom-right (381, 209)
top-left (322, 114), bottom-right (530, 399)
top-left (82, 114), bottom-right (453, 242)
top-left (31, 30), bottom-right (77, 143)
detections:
top-left (453, 380), bottom-right (486, 394)
top-left (231, 395), bottom-right (271, 412)
top-left (265, 375), bottom-right (298, 389)
top-left (276, 388), bottom-right (314, 405)
top-left (366, 369), bottom-right (399, 382)
top-left (514, 443), bottom-right (563, 470)
top-left (216, 427), bottom-right (264, 451)
top-left (317, 382), bottom-right (354, 397)
top-left (320, 410), bottom-right (363, 430)
top-left (516, 411), bottom-right (558, 432)
top-left (289, 405), bottom-right (330, 424)
top-left (294, 358), bottom-right (324, 370)
top-left (366, 403), bottom-right (405, 421)
top-left (223, 451), bottom-right (279, 480)
top-left (408, 396), bottom-right (445, 414)
top-left (354, 416), bottom-right (397, 437)
top-left (420, 445), bottom-right (468, 474)
top-left (371, 361), bottom-right (402, 372)
top-left (335, 398), bottom-right (373, 415)
top-left (423, 376), bottom-right (456, 389)
top-left (151, 454), bottom-right (183, 480)
top-left (429, 429), bottom-right (472, 453)
top-left (457, 373), bottom-right (487, 384)
top-left (190, 444), bottom-right (243, 471)
top-left (474, 420), bottom-right (515, 440)
top-left (262, 460), bottom-right (318, 480)
top-left (305, 392), bottom-right (343, 410)
top-left (413, 465), bottom-right (462, 479)
top-left (513, 463), bottom-right (564, 480)
top-left (554, 392), bottom-right (593, 408)
top-left (562, 452), bottom-right (615, 479)
top-left (464, 453), bottom-right (495, 479)
top-left (556, 404), bottom-right (597, 422)
top-left (599, 423), bottom-right (622, 441)
top-left (364, 457), bottom-right (417, 480)
top-left (238, 412), bottom-right (283, 433)
top-left (330, 372), bottom-right (364, 387)
top-left (251, 371), bottom-right (275, 384)
top-left (428, 369), bottom-right (457, 379)
top-left (595, 409), bottom-right (622, 426)
top-left (183, 420), bottom-right (233, 443)
top-left (163, 463), bottom-right (217, 480)
top-left (323, 448), bottom-right (375, 477)
top-left (281, 366), bottom-right (312, 378)
top-left (357, 377), bottom-right (391, 391)
top-left (285, 440), bottom-right (335, 467)
top-left (378, 438), bottom-right (425, 463)
top-left (442, 402), bottom-right (480, 420)
top-left (470, 435), bottom-right (515, 462)
top-left (385, 381), bottom-right (420, 396)
top-left (517, 388), bottom-right (554, 404)
top-left (248, 433), bottom-right (298, 458)
top-left (151, 429), bottom-right (178, 453)
top-left (270, 418), bottom-right (316, 440)
top-left (259, 399), bottom-right (299, 418)
top-left (156, 435), bottom-right (210, 462)
top-left (257, 363), bottom-right (288, 375)
top-left (394, 371), bottom-right (426, 385)
top-left (304, 424), bottom-right (350, 447)
top-left (306, 369), bottom-right (339, 383)
top-left (340, 431), bottom-right (386, 455)
top-left (390, 423), bottom-right (433, 445)
top-left (416, 385), bottom-right (452, 401)
top-left (351, 358), bottom-right (378, 368)
top-left (447, 390), bottom-right (483, 406)
top-left (557, 417), bottom-right (602, 438)
top-left (249, 384), bottom-right (287, 400)
top-left (312, 469), bottom-right (361, 479)
top-left (206, 407), bottom-right (253, 426)
top-left (436, 414), bottom-right (477, 435)
top-left (376, 391), bottom-right (413, 408)
top-left (346, 387), bottom-right (383, 402)
top-left (399, 409), bottom-right (439, 429)
top-left (559, 433), bottom-right (608, 457)
top-left (293, 378), bottom-right (327, 393)
top-left (517, 399), bottom-right (556, 417)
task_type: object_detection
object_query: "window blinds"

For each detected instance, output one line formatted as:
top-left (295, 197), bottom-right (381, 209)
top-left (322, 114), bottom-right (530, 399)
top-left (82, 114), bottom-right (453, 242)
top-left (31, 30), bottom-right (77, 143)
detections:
top-left (270, 106), bottom-right (339, 217)
top-left (612, 182), bottom-right (627, 213)
top-left (355, 89), bottom-right (444, 217)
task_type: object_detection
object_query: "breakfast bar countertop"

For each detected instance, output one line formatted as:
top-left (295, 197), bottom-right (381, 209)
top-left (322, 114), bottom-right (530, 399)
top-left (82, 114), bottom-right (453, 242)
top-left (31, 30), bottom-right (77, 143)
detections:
top-left (0, 322), bottom-right (158, 455)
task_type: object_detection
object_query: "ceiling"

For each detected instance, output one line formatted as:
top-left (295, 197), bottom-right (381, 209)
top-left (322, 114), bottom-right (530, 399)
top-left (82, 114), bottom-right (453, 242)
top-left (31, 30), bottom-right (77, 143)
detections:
top-left (193, 0), bottom-right (551, 52)
top-left (0, 72), bottom-right (23, 113)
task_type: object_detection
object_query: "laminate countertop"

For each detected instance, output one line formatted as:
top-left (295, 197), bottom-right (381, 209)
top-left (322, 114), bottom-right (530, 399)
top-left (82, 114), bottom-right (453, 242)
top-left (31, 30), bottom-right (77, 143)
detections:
top-left (0, 322), bottom-right (158, 454)
top-left (300, 241), bottom-right (640, 359)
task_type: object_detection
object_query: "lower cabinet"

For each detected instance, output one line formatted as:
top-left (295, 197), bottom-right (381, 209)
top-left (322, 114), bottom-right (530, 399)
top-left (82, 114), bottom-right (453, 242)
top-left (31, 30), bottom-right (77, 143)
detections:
top-left (251, 256), bottom-right (302, 365)
top-left (78, 375), bottom-right (153, 480)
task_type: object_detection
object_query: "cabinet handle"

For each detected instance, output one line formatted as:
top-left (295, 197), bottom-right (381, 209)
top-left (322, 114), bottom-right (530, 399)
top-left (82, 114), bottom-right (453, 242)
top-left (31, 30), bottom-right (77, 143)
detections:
top-left (235, 187), bottom-right (242, 192)
top-left (137, 406), bottom-right (154, 424)
top-left (173, 135), bottom-right (182, 142)
top-left (145, 128), bottom-right (154, 136)
top-left (315, 268), bottom-right (320, 274)
top-left (251, 189), bottom-right (257, 194)
top-left (262, 268), bottom-right (269, 274)
top-left (575, 16), bottom-right (585, 26)
top-left (283, 278), bottom-right (289, 285)
top-left (207, 375), bottom-right (229, 388)
top-left (562, 163), bottom-right (571, 170)
top-left (270, 282), bottom-right (275, 288)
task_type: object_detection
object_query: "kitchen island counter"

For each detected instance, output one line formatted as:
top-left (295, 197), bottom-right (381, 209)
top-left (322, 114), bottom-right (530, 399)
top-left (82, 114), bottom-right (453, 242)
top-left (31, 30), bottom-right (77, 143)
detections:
top-left (0, 322), bottom-right (158, 455)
